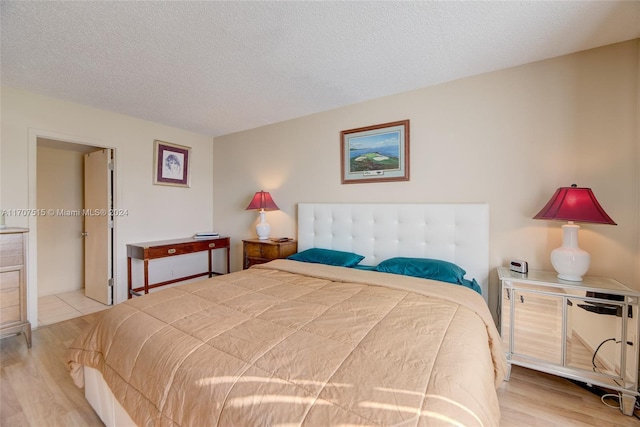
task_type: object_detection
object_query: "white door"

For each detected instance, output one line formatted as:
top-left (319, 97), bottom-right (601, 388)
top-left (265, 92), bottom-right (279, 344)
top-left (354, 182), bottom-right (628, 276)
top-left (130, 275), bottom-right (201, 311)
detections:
top-left (83, 149), bottom-right (113, 305)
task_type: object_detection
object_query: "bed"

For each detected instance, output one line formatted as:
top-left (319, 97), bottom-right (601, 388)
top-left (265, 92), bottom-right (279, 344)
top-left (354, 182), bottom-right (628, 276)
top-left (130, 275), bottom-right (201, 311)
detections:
top-left (66, 203), bottom-right (507, 426)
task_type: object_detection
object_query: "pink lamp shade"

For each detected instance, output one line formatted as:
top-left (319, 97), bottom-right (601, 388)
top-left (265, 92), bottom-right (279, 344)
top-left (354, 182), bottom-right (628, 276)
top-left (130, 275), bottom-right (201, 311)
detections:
top-left (533, 184), bottom-right (616, 282)
top-left (245, 191), bottom-right (279, 211)
top-left (245, 191), bottom-right (279, 240)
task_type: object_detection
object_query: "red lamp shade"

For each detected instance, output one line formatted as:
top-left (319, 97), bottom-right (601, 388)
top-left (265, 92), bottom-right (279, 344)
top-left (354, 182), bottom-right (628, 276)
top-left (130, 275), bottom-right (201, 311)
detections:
top-left (245, 191), bottom-right (279, 211)
top-left (533, 185), bottom-right (616, 225)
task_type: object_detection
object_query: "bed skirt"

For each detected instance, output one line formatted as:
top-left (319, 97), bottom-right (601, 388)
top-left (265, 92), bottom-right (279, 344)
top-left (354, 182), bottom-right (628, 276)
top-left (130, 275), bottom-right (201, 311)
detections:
top-left (84, 366), bottom-right (136, 427)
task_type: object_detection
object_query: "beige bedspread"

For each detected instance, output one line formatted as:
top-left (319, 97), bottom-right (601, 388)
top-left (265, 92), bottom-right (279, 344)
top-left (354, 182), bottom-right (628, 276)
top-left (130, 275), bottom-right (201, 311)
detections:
top-left (66, 260), bottom-right (507, 426)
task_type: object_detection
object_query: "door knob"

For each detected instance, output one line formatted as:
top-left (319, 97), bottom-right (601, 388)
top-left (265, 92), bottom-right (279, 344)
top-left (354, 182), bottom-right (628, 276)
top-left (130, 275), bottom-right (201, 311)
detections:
top-left (82, 232), bottom-right (88, 237)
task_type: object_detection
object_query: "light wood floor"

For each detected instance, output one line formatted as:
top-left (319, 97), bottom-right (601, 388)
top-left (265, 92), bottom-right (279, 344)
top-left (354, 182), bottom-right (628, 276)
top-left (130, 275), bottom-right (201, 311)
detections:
top-left (1, 314), bottom-right (639, 427)
top-left (0, 313), bottom-right (103, 426)
top-left (498, 366), bottom-right (639, 426)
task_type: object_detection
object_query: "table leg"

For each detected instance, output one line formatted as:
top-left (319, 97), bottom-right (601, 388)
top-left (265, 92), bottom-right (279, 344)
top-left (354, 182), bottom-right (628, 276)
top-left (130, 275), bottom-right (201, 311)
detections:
top-left (127, 256), bottom-right (133, 299)
top-left (208, 249), bottom-right (213, 278)
top-left (143, 259), bottom-right (149, 294)
top-left (620, 393), bottom-right (636, 416)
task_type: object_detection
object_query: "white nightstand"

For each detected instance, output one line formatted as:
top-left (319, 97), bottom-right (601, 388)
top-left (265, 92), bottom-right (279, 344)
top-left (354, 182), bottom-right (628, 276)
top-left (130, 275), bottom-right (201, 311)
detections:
top-left (498, 267), bottom-right (640, 415)
top-left (0, 228), bottom-right (31, 348)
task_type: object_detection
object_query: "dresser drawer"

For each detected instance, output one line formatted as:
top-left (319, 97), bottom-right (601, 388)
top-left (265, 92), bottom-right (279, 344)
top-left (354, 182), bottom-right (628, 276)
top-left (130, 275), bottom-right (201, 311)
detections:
top-left (0, 270), bottom-right (20, 309)
top-left (0, 269), bottom-right (20, 290)
top-left (1, 270), bottom-right (21, 314)
top-left (0, 234), bottom-right (24, 267)
top-left (0, 305), bottom-right (20, 324)
top-left (0, 288), bottom-right (19, 309)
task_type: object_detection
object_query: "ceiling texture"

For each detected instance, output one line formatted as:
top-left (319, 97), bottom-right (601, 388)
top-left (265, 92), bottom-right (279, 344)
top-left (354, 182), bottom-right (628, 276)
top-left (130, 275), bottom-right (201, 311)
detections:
top-left (2, 1), bottom-right (639, 138)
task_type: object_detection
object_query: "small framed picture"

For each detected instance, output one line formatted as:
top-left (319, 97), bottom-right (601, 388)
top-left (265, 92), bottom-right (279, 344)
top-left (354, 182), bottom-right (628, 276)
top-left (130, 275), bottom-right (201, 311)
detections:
top-left (341, 120), bottom-right (410, 184)
top-left (153, 140), bottom-right (191, 187)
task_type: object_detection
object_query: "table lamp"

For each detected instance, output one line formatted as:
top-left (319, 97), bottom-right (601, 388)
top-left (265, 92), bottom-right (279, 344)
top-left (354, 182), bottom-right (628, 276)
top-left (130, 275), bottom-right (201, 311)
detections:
top-left (245, 191), bottom-right (279, 240)
top-left (533, 184), bottom-right (616, 281)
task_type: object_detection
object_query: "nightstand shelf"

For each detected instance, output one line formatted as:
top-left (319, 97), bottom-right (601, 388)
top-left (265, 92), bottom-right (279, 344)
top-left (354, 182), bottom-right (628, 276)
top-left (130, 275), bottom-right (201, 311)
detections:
top-left (243, 239), bottom-right (298, 269)
top-left (498, 267), bottom-right (640, 415)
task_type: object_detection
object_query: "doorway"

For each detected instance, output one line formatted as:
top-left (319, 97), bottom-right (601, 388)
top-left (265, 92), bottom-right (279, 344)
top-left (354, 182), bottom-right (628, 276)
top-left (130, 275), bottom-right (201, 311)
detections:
top-left (36, 138), bottom-right (113, 326)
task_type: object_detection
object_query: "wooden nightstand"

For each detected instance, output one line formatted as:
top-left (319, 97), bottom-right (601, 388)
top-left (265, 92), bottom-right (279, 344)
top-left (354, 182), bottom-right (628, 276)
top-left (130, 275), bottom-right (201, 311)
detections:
top-left (243, 239), bottom-right (298, 269)
top-left (498, 267), bottom-right (640, 415)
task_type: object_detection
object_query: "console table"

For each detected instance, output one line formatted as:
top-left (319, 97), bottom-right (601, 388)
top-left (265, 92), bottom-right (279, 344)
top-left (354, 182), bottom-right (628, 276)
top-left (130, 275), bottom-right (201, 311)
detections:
top-left (127, 236), bottom-right (230, 298)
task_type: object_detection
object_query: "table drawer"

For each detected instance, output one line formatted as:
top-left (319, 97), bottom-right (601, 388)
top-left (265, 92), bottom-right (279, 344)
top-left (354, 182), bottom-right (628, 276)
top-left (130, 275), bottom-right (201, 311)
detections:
top-left (191, 238), bottom-right (230, 252)
top-left (245, 242), bottom-right (265, 258)
top-left (146, 238), bottom-right (230, 259)
top-left (147, 243), bottom-right (198, 258)
top-left (259, 244), bottom-right (284, 259)
top-left (245, 242), bottom-right (294, 258)
top-left (243, 240), bottom-right (298, 270)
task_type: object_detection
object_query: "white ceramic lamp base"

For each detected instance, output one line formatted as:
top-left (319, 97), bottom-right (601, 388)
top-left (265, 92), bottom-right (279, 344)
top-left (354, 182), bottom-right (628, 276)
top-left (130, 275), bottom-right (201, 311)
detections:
top-left (551, 223), bottom-right (590, 282)
top-left (255, 210), bottom-right (270, 240)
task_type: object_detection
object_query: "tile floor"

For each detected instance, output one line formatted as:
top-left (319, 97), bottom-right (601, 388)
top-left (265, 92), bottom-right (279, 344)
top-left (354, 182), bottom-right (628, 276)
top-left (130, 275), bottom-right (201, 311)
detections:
top-left (38, 290), bottom-right (109, 326)
top-left (37, 277), bottom-right (208, 327)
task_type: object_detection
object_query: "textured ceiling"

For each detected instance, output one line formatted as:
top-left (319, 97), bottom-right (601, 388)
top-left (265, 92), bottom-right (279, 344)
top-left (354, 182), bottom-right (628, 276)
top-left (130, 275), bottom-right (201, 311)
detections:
top-left (2, 1), bottom-right (639, 137)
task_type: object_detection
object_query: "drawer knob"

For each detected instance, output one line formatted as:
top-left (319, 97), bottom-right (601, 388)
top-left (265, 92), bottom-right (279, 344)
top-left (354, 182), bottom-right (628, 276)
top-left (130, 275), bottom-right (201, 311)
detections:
top-left (168, 248), bottom-right (176, 254)
top-left (209, 243), bottom-right (216, 248)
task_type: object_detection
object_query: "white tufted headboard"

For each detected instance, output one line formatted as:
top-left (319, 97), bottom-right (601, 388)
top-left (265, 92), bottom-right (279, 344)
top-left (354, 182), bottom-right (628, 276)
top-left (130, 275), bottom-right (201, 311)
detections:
top-left (297, 203), bottom-right (489, 302)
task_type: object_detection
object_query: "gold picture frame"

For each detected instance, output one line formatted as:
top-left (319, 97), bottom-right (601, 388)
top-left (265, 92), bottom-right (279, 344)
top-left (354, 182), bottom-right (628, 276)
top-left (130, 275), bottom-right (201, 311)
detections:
top-left (340, 120), bottom-right (410, 184)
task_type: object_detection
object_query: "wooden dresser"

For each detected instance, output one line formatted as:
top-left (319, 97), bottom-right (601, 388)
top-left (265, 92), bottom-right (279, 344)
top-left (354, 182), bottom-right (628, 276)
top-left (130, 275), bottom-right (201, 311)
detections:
top-left (0, 227), bottom-right (31, 347)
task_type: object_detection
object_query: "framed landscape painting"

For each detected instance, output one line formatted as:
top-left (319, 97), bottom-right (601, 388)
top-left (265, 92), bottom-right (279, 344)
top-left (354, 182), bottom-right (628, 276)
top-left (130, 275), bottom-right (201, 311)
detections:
top-left (340, 120), bottom-right (410, 184)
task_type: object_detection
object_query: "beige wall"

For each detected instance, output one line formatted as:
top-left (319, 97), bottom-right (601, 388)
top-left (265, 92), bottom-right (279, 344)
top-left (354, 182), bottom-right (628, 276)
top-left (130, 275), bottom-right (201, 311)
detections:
top-left (212, 40), bottom-right (640, 318)
top-left (36, 146), bottom-right (85, 296)
top-left (1, 88), bottom-right (214, 325)
top-left (1, 40), bottom-right (637, 324)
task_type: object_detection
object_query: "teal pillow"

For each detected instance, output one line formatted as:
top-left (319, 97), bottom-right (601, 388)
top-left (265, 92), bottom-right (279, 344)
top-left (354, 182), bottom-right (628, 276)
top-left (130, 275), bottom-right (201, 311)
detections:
top-left (462, 278), bottom-right (482, 294)
top-left (287, 248), bottom-right (365, 267)
top-left (375, 257), bottom-right (467, 285)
